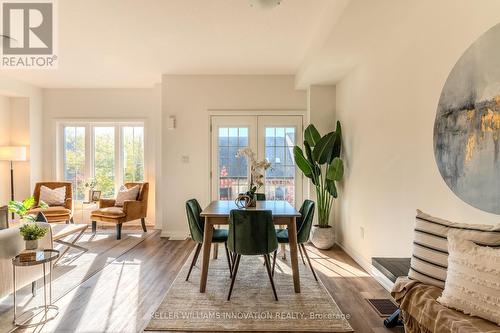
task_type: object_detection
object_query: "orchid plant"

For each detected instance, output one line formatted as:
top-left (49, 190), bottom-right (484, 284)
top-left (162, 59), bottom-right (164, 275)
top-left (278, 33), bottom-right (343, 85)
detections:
top-left (236, 147), bottom-right (271, 199)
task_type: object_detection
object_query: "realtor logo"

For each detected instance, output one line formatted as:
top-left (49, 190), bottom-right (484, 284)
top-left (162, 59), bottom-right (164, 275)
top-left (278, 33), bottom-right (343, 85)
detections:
top-left (1, 0), bottom-right (57, 68)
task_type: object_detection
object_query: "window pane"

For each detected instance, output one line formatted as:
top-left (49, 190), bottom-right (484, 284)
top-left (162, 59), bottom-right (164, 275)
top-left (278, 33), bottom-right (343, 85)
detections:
top-left (218, 128), bottom-right (228, 146)
top-left (122, 126), bottom-right (145, 183)
top-left (94, 127), bottom-right (115, 198)
top-left (63, 126), bottom-right (85, 200)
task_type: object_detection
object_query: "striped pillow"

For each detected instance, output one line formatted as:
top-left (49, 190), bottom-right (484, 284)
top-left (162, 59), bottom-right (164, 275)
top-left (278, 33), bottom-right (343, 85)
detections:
top-left (408, 210), bottom-right (500, 288)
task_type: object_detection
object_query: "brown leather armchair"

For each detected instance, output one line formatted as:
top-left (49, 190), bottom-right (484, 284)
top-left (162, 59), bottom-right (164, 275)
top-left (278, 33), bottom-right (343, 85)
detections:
top-left (27, 182), bottom-right (73, 223)
top-left (90, 182), bottom-right (148, 240)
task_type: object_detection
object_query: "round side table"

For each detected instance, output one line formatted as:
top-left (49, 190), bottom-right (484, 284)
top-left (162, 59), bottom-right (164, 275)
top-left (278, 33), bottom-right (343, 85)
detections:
top-left (12, 249), bottom-right (60, 327)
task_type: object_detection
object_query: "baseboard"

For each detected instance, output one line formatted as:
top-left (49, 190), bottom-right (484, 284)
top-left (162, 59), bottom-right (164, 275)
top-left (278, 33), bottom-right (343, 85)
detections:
top-left (160, 229), bottom-right (188, 240)
top-left (335, 241), bottom-right (395, 292)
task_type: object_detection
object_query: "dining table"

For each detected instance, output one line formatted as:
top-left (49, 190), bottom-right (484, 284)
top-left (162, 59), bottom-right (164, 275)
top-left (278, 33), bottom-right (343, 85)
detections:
top-left (199, 200), bottom-right (302, 293)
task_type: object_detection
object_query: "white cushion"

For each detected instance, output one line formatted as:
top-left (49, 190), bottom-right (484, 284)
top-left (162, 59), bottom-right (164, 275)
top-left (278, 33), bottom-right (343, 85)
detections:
top-left (437, 230), bottom-right (500, 325)
top-left (39, 185), bottom-right (66, 206)
top-left (115, 185), bottom-right (140, 207)
top-left (408, 210), bottom-right (500, 288)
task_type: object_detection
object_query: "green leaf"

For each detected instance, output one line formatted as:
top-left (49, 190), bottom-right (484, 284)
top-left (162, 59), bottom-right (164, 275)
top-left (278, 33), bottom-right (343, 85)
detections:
top-left (293, 146), bottom-right (313, 178)
top-left (313, 132), bottom-right (336, 164)
top-left (304, 124), bottom-right (321, 147)
top-left (8, 201), bottom-right (25, 214)
top-left (326, 179), bottom-right (338, 198)
top-left (22, 196), bottom-right (35, 210)
top-left (327, 157), bottom-right (344, 181)
top-left (304, 141), bottom-right (315, 165)
top-left (331, 121), bottom-right (342, 160)
top-left (39, 200), bottom-right (49, 209)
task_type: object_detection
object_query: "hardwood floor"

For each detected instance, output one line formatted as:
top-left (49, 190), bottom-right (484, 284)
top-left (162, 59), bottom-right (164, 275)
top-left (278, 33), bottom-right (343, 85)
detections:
top-left (17, 232), bottom-right (403, 333)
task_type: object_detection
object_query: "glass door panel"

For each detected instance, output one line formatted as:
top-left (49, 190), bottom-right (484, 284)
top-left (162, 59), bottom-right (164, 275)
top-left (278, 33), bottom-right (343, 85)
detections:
top-left (211, 115), bottom-right (302, 204)
top-left (258, 116), bottom-right (303, 205)
top-left (211, 116), bottom-right (257, 200)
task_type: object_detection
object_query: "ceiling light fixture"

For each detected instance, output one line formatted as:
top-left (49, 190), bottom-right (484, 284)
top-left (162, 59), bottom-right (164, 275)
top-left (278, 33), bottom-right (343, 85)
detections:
top-left (249, 0), bottom-right (282, 9)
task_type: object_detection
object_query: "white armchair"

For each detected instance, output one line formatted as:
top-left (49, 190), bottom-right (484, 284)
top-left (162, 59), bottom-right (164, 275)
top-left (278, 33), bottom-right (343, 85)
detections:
top-left (0, 222), bottom-right (53, 300)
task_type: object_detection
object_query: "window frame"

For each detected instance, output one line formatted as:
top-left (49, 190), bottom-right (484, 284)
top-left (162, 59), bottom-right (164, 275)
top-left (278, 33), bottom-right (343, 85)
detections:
top-left (56, 120), bottom-right (146, 200)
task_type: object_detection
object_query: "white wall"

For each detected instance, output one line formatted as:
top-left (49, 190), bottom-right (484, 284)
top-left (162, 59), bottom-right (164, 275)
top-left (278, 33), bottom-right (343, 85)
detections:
top-left (42, 88), bottom-right (160, 225)
top-left (162, 75), bottom-right (307, 238)
top-left (298, 0), bottom-right (500, 266)
top-left (0, 96), bottom-right (11, 204)
top-left (10, 97), bottom-right (31, 201)
top-left (0, 76), bottom-right (42, 203)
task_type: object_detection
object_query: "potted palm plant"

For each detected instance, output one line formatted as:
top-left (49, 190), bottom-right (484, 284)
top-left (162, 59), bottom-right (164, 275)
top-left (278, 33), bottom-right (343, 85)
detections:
top-left (294, 121), bottom-right (344, 249)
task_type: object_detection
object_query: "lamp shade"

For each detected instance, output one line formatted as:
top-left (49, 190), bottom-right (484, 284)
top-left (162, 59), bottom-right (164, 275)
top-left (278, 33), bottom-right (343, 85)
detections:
top-left (0, 146), bottom-right (27, 161)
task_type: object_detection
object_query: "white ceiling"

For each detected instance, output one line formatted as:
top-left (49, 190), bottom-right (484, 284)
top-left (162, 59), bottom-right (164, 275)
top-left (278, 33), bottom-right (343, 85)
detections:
top-left (0, 0), bottom-right (346, 88)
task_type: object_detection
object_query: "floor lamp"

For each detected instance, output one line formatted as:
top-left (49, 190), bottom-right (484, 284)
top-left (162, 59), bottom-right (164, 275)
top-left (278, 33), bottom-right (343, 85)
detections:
top-left (0, 146), bottom-right (27, 219)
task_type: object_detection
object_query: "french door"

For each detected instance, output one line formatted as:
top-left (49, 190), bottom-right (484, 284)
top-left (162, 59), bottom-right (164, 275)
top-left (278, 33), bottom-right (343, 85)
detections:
top-left (211, 115), bottom-right (303, 206)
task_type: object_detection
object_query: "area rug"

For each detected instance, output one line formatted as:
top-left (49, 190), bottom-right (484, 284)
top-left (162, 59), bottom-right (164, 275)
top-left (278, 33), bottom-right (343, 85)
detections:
top-left (0, 229), bottom-right (157, 331)
top-left (146, 246), bottom-right (353, 332)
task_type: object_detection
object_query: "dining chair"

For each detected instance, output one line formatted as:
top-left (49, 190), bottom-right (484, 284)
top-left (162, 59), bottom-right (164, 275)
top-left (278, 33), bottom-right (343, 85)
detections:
top-left (272, 200), bottom-right (318, 281)
top-left (238, 193), bottom-right (266, 200)
top-left (256, 193), bottom-right (266, 201)
top-left (227, 209), bottom-right (278, 301)
top-left (185, 199), bottom-right (232, 281)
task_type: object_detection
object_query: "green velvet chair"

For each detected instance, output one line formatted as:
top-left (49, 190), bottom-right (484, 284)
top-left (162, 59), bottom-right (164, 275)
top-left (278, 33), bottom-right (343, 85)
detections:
top-left (227, 209), bottom-right (278, 301)
top-left (272, 200), bottom-right (318, 281)
top-left (185, 199), bottom-right (232, 281)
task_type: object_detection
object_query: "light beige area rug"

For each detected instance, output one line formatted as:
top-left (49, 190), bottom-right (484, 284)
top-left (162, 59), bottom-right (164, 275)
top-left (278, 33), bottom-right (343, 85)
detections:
top-left (146, 246), bottom-right (353, 332)
top-left (0, 229), bottom-right (156, 331)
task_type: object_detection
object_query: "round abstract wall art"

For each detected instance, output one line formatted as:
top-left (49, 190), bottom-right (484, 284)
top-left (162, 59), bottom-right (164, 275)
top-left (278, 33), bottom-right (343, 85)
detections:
top-left (434, 23), bottom-right (500, 214)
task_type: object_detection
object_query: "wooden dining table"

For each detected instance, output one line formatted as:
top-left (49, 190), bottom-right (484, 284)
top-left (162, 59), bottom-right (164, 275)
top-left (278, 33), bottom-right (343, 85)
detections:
top-left (199, 200), bottom-right (302, 293)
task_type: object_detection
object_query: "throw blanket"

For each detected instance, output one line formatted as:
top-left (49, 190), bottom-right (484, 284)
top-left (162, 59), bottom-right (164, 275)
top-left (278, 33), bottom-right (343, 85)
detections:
top-left (391, 277), bottom-right (499, 333)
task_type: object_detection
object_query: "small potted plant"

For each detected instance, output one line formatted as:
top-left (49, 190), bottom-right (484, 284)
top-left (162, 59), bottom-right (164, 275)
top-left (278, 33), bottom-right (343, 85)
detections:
top-left (235, 148), bottom-right (271, 207)
top-left (294, 122), bottom-right (344, 249)
top-left (19, 223), bottom-right (48, 250)
top-left (8, 196), bottom-right (49, 250)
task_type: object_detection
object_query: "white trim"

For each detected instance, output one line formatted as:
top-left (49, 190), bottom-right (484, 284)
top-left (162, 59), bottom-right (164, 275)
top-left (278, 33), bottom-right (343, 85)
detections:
top-left (335, 240), bottom-right (395, 292)
top-left (160, 230), bottom-right (189, 240)
top-left (208, 109), bottom-right (306, 117)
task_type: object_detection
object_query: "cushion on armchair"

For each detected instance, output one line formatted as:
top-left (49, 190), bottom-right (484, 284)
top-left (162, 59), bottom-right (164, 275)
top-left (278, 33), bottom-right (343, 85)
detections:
top-left (39, 185), bottom-right (66, 206)
top-left (28, 206), bottom-right (71, 217)
top-left (92, 207), bottom-right (126, 218)
top-left (115, 185), bottom-right (140, 207)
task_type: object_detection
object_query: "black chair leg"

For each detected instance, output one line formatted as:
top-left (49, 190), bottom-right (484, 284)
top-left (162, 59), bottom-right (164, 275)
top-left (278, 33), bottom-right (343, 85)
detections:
top-left (227, 254), bottom-right (241, 301)
top-left (31, 281), bottom-right (37, 296)
top-left (141, 218), bottom-right (147, 232)
top-left (224, 242), bottom-right (232, 277)
top-left (186, 243), bottom-right (202, 281)
top-left (301, 244), bottom-right (318, 281)
top-left (92, 221), bottom-right (97, 234)
top-left (116, 223), bottom-right (122, 240)
top-left (272, 250), bottom-right (277, 277)
top-left (70, 217), bottom-right (74, 224)
top-left (264, 254), bottom-right (278, 301)
top-left (298, 243), bottom-right (306, 265)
